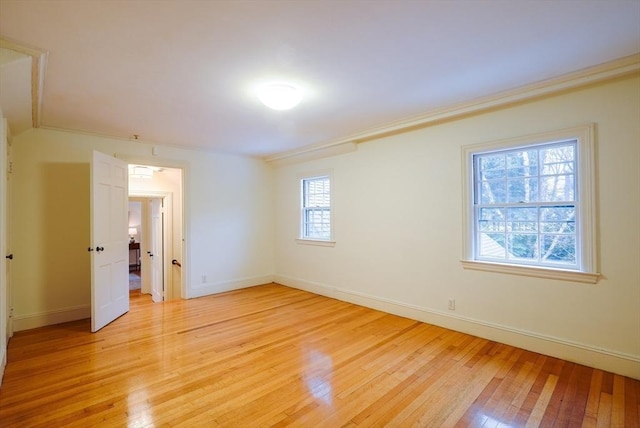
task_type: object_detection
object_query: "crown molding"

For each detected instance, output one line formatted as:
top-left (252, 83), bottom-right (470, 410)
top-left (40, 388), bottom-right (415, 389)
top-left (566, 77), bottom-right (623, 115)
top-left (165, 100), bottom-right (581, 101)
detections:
top-left (0, 37), bottom-right (48, 128)
top-left (264, 53), bottom-right (640, 165)
top-left (267, 141), bottom-right (357, 168)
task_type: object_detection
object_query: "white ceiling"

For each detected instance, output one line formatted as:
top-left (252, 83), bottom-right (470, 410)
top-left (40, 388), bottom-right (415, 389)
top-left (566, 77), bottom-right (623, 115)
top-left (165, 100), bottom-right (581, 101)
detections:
top-left (0, 0), bottom-right (639, 157)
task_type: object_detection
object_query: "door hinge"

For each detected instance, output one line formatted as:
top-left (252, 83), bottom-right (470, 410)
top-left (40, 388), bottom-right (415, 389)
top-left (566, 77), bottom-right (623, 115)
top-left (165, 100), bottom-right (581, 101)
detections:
top-left (8, 161), bottom-right (13, 174)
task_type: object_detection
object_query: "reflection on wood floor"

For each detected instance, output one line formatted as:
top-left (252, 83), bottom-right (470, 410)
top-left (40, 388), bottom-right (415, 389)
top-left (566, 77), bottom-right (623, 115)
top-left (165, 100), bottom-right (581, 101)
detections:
top-left (0, 283), bottom-right (638, 427)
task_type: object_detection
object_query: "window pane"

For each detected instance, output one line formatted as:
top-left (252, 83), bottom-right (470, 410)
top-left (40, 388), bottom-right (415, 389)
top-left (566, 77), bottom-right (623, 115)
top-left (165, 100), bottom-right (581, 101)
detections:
top-left (479, 233), bottom-right (506, 258)
top-left (542, 161), bottom-right (574, 175)
top-left (541, 144), bottom-right (574, 175)
top-left (507, 207), bottom-right (537, 232)
top-left (540, 206), bottom-right (575, 233)
top-left (305, 177), bottom-right (330, 207)
top-left (507, 178), bottom-right (538, 203)
top-left (540, 175), bottom-right (574, 201)
top-left (479, 208), bottom-right (505, 232)
top-left (480, 180), bottom-right (506, 204)
top-left (304, 208), bottom-right (331, 239)
top-left (305, 209), bottom-right (330, 225)
top-left (508, 234), bottom-right (538, 260)
top-left (508, 165), bottom-right (538, 177)
top-left (479, 154), bottom-right (506, 180)
top-left (541, 235), bottom-right (576, 264)
top-left (507, 150), bottom-right (538, 171)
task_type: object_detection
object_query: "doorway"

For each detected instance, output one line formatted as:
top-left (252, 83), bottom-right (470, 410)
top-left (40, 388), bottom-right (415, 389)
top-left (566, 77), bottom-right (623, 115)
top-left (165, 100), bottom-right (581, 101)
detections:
top-left (127, 200), bottom-right (142, 293)
top-left (128, 164), bottom-right (183, 301)
top-left (128, 197), bottom-right (165, 302)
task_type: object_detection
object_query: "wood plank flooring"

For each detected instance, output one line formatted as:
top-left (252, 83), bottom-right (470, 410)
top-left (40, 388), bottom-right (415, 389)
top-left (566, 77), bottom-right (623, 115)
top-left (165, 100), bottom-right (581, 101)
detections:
top-left (0, 283), bottom-right (638, 427)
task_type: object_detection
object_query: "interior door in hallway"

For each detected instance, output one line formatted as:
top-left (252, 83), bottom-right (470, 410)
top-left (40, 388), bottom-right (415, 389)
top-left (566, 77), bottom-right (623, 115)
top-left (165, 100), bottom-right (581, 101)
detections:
top-left (90, 151), bottom-right (129, 332)
top-left (150, 198), bottom-right (164, 303)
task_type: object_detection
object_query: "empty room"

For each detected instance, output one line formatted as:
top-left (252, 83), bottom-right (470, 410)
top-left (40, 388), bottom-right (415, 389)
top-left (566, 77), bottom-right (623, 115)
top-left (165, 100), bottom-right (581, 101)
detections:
top-left (0, 1), bottom-right (639, 426)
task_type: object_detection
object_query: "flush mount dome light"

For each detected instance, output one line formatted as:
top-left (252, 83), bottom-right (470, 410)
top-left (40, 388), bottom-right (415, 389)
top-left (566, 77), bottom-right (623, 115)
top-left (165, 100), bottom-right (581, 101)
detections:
top-left (257, 82), bottom-right (303, 110)
top-left (128, 165), bottom-right (154, 179)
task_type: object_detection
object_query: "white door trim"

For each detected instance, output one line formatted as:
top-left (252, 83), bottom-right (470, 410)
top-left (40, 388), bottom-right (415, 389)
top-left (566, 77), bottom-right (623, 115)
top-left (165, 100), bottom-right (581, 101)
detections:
top-left (120, 156), bottom-right (187, 300)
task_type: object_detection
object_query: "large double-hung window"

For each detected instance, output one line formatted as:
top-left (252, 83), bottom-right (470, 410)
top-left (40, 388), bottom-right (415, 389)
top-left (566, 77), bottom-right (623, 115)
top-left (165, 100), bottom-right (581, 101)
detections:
top-left (475, 141), bottom-right (577, 267)
top-left (462, 125), bottom-right (599, 283)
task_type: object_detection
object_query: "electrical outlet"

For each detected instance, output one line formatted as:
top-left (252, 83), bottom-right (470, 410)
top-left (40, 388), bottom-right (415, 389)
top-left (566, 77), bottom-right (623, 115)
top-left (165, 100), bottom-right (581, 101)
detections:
top-left (448, 299), bottom-right (456, 311)
top-left (201, 275), bottom-right (207, 284)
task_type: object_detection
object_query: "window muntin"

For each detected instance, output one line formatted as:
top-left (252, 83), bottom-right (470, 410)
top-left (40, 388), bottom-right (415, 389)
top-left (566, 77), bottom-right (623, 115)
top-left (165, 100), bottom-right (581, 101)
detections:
top-left (474, 140), bottom-right (579, 269)
top-left (301, 176), bottom-right (331, 240)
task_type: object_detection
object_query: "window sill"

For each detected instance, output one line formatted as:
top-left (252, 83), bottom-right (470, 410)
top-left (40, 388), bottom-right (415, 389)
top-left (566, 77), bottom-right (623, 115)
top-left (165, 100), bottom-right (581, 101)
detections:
top-left (296, 239), bottom-right (336, 247)
top-left (460, 260), bottom-right (600, 284)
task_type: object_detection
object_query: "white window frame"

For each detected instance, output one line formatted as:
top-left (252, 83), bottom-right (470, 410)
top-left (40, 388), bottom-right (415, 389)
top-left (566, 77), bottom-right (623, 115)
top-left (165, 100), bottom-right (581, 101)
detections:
top-left (297, 170), bottom-right (335, 247)
top-left (461, 125), bottom-right (599, 283)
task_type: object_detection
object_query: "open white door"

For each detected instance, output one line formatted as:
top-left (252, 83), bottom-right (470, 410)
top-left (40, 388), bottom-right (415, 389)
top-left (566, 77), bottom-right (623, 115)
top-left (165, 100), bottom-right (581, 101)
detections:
top-left (150, 198), bottom-right (163, 303)
top-left (90, 151), bottom-right (129, 332)
top-left (0, 117), bottom-right (8, 382)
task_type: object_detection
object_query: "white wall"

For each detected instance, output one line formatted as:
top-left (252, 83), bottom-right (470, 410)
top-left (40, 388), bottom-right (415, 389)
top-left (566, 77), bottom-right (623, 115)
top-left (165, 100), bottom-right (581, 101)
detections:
top-left (128, 200), bottom-right (142, 239)
top-left (10, 128), bottom-right (274, 330)
top-left (273, 74), bottom-right (640, 379)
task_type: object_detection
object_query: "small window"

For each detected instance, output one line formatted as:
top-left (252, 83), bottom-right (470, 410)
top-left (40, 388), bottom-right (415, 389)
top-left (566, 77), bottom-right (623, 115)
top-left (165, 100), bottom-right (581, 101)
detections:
top-left (462, 125), bottom-right (599, 283)
top-left (301, 175), bottom-right (332, 241)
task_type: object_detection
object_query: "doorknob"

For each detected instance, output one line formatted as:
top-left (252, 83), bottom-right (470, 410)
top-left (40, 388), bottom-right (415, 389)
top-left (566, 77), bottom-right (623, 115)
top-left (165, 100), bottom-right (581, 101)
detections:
top-left (5, 254), bottom-right (12, 260)
top-left (96, 246), bottom-right (105, 252)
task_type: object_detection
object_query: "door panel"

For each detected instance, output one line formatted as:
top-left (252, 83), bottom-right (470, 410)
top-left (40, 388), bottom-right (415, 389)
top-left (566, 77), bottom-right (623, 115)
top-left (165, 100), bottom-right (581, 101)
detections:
top-left (150, 198), bottom-right (163, 303)
top-left (1, 117), bottom-right (7, 374)
top-left (91, 151), bottom-right (129, 332)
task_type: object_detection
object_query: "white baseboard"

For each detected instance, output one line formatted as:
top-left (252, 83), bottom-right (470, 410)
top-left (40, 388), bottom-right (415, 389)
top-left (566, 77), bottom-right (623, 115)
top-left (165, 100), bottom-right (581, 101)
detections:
top-left (188, 274), bottom-right (275, 299)
top-left (13, 305), bottom-right (90, 332)
top-left (0, 345), bottom-right (5, 387)
top-left (275, 274), bottom-right (640, 380)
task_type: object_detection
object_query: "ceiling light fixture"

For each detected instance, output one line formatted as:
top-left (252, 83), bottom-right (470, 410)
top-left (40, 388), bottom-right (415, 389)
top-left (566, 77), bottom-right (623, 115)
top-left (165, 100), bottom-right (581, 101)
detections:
top-left (257, 82), bottom-right (303, 111)
top-left (129, 165), bottom-right (153, 179)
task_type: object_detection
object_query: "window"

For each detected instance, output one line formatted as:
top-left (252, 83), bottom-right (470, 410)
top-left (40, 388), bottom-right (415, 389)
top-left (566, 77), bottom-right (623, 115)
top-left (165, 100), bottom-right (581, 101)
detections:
top-left (300, 174), bottom-right (333, 242)
top-left (461, 125), bottom-right (599, 283)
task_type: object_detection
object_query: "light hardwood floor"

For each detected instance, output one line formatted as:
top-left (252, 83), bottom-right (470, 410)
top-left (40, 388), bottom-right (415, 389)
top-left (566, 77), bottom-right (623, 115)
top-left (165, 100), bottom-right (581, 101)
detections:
top-left (0, 284), bottom-right (638, 427)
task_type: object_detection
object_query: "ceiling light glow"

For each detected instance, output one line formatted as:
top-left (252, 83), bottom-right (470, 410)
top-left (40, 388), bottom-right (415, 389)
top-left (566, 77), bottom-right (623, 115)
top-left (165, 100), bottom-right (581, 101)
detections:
top-left (128, 165), bottom-right (154, 179)
top-left (257, 83), bottom-right (303, 110)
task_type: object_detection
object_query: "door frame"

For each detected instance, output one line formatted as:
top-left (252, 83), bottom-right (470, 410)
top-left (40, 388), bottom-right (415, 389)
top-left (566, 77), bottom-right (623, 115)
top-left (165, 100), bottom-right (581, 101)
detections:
top-left (148, 197), bottom-right (164, 302)
top-left (120, 155), bottom-right (187, 300)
